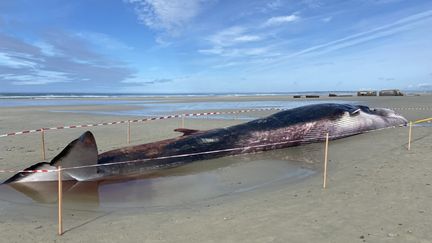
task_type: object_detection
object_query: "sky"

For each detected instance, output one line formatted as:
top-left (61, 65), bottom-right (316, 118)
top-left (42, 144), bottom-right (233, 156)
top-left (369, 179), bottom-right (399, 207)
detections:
top-left (0, 0), bottom-right (431, 93)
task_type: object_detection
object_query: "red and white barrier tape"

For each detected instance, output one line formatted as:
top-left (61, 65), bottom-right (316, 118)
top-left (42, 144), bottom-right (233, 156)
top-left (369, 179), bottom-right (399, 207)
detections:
top-left (2, 106), bottom-right (429, 138)
top-left (388, 107), bottom-right (432, 110)
top-left (0, 169), bottom-right (57, 173)
top-left (0, 108), bottom-right (284, 138)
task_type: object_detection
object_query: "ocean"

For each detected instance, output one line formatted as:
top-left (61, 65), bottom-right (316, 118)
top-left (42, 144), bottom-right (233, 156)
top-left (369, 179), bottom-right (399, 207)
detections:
top-left (0, 92), bottom-right (363, 119)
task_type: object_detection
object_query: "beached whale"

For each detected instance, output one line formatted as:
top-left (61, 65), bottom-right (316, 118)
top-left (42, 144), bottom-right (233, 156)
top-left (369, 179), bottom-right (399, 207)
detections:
top-left (3, 103), bottom-right (407, 183)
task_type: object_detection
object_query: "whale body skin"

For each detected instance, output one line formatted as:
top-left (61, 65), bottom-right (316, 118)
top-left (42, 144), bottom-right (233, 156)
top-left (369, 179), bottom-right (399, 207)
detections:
top-left (4, 103), bottom-right (407, 183)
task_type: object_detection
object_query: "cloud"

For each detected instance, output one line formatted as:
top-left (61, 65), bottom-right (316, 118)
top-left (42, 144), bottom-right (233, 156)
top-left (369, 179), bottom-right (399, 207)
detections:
top-left (301, 0), bottom-right (322, 8)
top-left (269, 10), bottom-right (432, 62)
top-left (266, 0), bottom-right (283, 10)
top-left (263, 14), bottom-right (300, 27)
top-left (206, 26), bottom-right (262, 47)
top-left (417, 83), bottom-right (432, 89)
top-left (199, 25), bottom-right (269, 58)
top-left (368, 0), bottom-right (403, 4)
top-left (0, 52), bottom-right (39, 68)
top-left (75, 32), bottom-right (133, 50)
top-left (125, 0), bottom-right (209, 34)
top-left (199, 46), bottom-right (274, 58)
top-left (0, 32), bottom-right (134, 86)
top-left (1, 70), bottom-right (70, 85)
top-left (322, 16), bottom-right (332, 23)
top-left (378, 77), bottom-right (395, 81)
top-left (121, 77), bottom-right (173, 85)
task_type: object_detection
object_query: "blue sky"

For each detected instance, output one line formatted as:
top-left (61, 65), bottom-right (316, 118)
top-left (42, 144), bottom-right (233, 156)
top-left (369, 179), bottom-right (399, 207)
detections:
top-left (0, 0), bottom-right (431, 93)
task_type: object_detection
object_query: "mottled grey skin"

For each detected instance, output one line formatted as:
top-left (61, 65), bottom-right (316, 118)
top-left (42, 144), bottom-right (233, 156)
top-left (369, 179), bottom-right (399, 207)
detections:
top-left (4, 103), bottom-right (407, 183)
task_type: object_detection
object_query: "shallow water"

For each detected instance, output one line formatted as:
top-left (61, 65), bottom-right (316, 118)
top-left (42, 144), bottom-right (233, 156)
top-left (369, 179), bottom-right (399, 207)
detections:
top-left (0, 144), bottom-right (322, 211)
top-left (50, 100), bottom-right (356, 117)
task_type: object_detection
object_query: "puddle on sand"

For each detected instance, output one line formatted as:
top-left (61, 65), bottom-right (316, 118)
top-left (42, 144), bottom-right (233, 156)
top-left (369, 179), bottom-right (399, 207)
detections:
top-left (0, 144), bottom-right (322, 211)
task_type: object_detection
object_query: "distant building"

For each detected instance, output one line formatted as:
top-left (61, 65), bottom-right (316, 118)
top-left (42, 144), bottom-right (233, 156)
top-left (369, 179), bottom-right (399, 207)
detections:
top-left (357, 91), bottom-right (377, 96)
top-left (379, 89), bottom-right (404, 96)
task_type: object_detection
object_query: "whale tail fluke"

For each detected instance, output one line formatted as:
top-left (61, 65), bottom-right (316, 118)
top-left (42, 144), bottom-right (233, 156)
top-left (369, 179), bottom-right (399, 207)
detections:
top-left (50, 131), bottom-right (99, 181)
top-left (3, 131), bottom-right (99, 184)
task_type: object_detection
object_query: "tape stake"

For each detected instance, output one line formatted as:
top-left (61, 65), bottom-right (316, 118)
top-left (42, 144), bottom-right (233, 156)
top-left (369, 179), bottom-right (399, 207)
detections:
top-left (58, 166), bottom-right (63, 236)
top-left (323, 132), bottom-right (329, 189)
top-left (127, 120), bottom-right (131, 144)
top-left (408, 121), bottom-right (412, 151)
top-left (41, 129), bottom-right (46, 161)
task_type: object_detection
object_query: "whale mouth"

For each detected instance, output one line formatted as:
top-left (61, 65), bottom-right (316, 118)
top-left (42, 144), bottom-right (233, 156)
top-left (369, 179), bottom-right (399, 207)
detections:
top-left (373, 108), bottom-right (407, 125)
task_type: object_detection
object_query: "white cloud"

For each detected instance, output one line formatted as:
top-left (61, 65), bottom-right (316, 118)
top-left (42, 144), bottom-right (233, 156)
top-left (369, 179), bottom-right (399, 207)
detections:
top-left (2, 70), bottom-right (70, 85)
top-left (277, 10), bottom-right (432, 59)
top-left (322, 16), bottom-right (332, 23)
top-left (0, 52), bottom-right (38, 68)
top-left (199, 46), bottom-right (277, 58)
top-left (266, 0), bottom-right (283, 10)
top-left (417, 83), bottom-right (432, 89)
top-left (75, 32), bottom-right (132, 50)
top-left (33, 41), bottom-right (58, 56)
top-left (125, 0), bottom-right (209, 34)
top-left (264, 14), bottom-right (300, 26)
top-left (121, 77), bottom-right (173, 85)
top-left (302, 0), bottom-right (322, 8)
top-left (207, 26), bottom-right (262, 47)
top-left (200, 26), bottom-right (277, 59)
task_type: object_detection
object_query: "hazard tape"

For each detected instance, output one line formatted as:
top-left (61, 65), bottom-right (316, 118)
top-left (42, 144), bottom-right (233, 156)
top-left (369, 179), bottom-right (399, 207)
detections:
top-left (0, 169), bottom-right (57, 173)
top-left (1, 106), bottom-right (430, 138)
top-left (389, 107), bottom-right (432, 110)
top-left (0, 124), bottom-right (403, 174)
top-left (0, 108), bottom-right (284, 138)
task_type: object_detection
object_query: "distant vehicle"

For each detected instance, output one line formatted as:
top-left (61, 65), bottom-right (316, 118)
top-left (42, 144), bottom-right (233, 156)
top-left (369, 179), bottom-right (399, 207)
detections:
top-left (357, 91), bottom-right (377, 96)
top-left (379, 89), bottom-right (404, 96)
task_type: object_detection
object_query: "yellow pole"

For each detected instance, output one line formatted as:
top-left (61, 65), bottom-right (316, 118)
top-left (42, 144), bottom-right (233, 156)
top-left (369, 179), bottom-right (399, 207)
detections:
top-left (414, 117), bottom-right (432, 124)
top-left (408, 121), bottom-right (412, 151)
top-left (41, 129), bottom-right (46, 160)
top-left (323, 133), bottom-right (329, 189)
top-left (58, 166), bottom-right (63, 236)
top-left (127, 120), bottom-right (131, 144)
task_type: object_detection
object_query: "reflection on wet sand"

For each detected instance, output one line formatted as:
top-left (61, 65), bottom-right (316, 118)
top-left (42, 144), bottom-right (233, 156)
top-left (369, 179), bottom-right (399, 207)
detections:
top-left (1, 144), bottom-right (323, 210)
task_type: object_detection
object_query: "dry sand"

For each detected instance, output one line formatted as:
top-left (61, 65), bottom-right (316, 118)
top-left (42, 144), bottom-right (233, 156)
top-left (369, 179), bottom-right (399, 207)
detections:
top-left (0, 95), bottom-right (431, 242)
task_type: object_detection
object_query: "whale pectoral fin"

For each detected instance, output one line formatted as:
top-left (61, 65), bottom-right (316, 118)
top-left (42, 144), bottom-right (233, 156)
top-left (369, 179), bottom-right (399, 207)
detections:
top-left (349, 108), bottom-right (361, 116)
top-left (174, 128), bottom-right (200, 136)
top-left (50, 131), bottom-right (99, 181)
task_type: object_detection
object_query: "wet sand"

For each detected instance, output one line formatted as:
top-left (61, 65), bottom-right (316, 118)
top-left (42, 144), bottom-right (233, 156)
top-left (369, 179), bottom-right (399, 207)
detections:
top-left (0, 95), bottom-right (432, 242)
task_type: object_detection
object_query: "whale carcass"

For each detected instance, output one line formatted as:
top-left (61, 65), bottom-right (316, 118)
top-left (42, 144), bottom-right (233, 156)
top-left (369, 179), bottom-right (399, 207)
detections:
top-left (3, 103), bottom-right (407, 183)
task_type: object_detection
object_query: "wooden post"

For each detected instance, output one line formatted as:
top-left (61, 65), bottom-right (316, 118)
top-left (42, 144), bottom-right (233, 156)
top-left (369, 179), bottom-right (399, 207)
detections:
top-left (323, 133), bottom-right (329, 189)
top-left (408, 121), bottom-right (412, 151)
top-left (127, 120), bottom-right (131, 144)
top-left (41, 129), bottom-right (46, 160)
top-left (58, 166), bottom-right (63, 236)
top-left (181, 115), bottom-right (185, 128)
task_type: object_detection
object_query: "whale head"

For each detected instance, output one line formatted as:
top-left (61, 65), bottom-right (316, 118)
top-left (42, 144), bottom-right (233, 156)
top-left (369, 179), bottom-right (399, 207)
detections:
top-left (357, 106), bottom-right (407, 127)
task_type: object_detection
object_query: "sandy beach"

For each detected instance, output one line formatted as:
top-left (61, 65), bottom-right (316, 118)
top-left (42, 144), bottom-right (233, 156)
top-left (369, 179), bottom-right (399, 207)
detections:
top-left (0, 95), bottom-right (431, 242)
